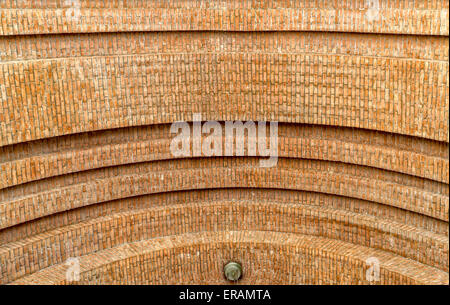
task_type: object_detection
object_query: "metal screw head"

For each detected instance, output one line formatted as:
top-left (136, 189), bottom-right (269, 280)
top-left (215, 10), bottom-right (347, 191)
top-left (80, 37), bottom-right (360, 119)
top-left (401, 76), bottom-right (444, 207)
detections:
top-left (224, 262), bottom-right (242, 281)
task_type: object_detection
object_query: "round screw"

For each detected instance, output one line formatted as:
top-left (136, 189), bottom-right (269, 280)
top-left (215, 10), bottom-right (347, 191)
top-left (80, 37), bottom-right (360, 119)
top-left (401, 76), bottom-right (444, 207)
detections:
top-left (224, 262), bottom-right (242, 282)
